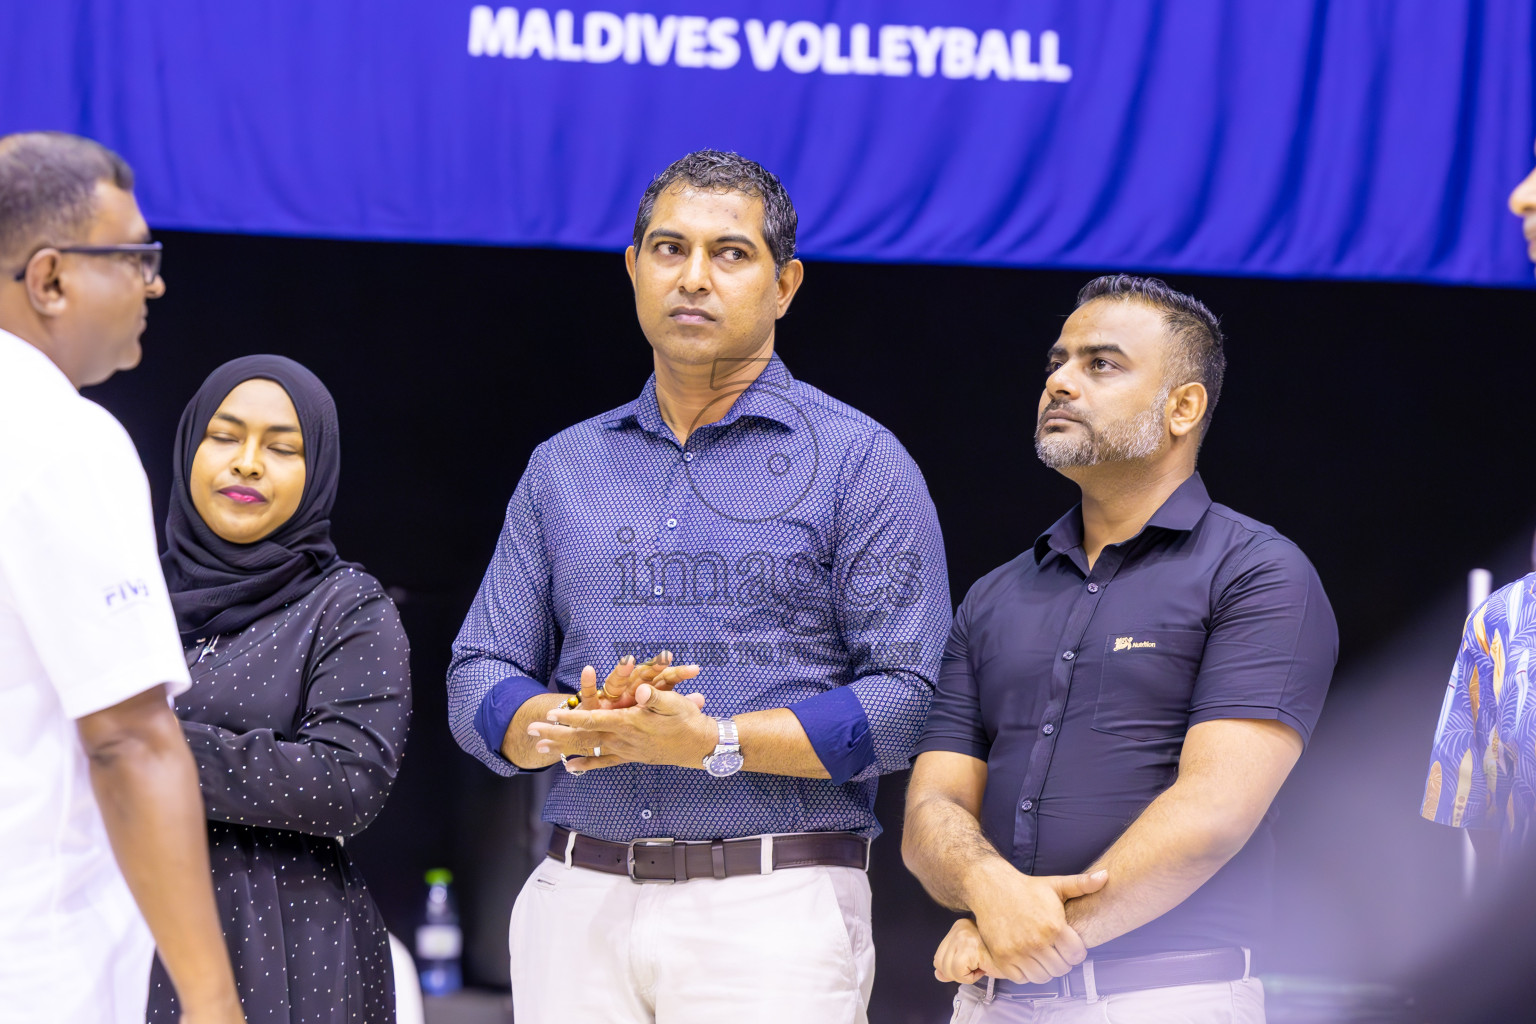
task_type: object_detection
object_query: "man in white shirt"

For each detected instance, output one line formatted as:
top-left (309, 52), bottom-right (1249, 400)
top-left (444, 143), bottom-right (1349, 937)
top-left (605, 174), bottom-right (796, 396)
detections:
top-left (0, 132), bottom-right (244, 1024)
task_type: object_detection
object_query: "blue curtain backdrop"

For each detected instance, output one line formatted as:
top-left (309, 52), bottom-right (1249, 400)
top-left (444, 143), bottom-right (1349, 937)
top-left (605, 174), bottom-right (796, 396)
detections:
top-left (2, 1), bottom-right (1532, 286)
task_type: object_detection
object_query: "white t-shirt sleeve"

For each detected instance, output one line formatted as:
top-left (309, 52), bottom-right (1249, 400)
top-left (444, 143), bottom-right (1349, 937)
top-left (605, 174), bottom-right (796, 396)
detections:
top-left (0, 411), bottom-right (190, 719)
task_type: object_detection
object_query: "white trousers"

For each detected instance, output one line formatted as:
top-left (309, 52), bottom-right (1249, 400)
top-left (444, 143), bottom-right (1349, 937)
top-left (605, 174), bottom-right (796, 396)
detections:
top-left (509, 855), bottom-right (874, 1023)
top-left (952, 976), bottom-right (1265, 1024)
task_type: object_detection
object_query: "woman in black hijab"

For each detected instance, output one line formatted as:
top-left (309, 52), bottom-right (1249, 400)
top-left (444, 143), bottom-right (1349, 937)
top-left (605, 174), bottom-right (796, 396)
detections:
top-left (147, 356), bottom-right (411, 1024)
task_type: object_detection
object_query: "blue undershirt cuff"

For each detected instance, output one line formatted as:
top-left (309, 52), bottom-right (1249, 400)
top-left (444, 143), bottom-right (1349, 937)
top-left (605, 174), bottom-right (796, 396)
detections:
top-left (789, 686), bottom-right (875, 786)
top-left (474, 675), bottom-right (554, 771)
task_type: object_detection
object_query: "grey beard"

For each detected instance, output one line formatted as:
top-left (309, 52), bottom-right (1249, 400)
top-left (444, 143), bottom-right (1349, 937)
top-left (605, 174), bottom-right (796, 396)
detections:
top-left (1034, 387), bottom-right (1170, 469)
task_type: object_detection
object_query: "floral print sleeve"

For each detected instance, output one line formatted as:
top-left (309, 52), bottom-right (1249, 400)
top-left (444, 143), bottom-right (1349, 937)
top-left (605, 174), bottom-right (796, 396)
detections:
top-left (1423, 574), bottom-right (1536, 846)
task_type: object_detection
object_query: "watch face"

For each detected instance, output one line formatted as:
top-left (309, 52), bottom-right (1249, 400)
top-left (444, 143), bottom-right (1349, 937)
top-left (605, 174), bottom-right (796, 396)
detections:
top-left (705, 751), bottom-right (744, 778)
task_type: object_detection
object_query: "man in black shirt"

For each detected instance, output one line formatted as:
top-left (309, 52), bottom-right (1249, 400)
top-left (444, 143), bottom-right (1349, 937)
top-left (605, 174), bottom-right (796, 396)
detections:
top-left (902, 275), bottom-right (1337, 1022)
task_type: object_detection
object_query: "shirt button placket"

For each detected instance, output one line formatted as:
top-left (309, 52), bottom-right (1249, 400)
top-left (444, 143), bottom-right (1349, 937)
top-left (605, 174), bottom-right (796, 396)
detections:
top-left (658, 448), bottom-right (692, 583)
top-left (1018, 581), bottom-right (1097, 873)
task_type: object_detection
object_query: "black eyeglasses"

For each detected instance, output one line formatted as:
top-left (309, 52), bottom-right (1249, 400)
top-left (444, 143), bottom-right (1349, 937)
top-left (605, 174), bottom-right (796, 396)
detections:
top-left (11, 242), bottom-right (163, 284)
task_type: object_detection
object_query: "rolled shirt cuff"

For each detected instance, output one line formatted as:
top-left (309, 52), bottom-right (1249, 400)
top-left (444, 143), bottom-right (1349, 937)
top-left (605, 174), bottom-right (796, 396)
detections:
top-left (474, 675), bottom-right (553, 771)
top-left (789, 686), bottom-right (875, 786)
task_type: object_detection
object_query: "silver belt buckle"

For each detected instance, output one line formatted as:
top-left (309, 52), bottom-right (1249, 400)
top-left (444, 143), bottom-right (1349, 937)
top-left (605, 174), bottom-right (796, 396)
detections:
top-left (1027, 974), bottom-right (1069, 1001)
top-left (626, 837), bottom-right (677, 883)
top-left (992, 976), bottom-right (1067, 1002)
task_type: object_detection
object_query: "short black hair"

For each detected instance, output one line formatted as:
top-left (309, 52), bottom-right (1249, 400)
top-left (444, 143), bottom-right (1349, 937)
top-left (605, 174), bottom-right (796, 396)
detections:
top-left (1075, 274), bottom-right (1226, 435)
top-left (0, 132), bottom-right (135, 269)
top-left (632, 150), bottom-right (797, 275)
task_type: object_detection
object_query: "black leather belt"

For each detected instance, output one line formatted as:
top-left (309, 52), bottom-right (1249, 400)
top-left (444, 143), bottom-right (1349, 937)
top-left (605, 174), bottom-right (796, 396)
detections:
top-left (546, 826), bottom-right (870, 883)
top-left (983, 947), bottom-right (1248, 1001)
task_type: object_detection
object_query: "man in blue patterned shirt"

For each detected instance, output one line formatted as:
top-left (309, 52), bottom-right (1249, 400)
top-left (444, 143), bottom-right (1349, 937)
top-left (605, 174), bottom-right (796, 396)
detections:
top-left (447, 151), bottom-right (950, 1023)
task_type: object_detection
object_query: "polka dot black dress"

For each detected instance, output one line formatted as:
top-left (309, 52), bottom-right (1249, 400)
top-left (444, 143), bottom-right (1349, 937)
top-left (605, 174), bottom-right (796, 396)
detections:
top-left (146, 566), bottom-right (410, 1023)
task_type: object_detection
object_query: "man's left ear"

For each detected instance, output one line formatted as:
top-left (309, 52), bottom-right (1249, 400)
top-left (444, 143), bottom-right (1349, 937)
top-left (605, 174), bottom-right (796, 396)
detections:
top-left (775, 259), bottom-right (805, 317)
top-left (1167, 382), bottom-right (1208, 438)
top-left (624, 245), bottom-right (639, 292)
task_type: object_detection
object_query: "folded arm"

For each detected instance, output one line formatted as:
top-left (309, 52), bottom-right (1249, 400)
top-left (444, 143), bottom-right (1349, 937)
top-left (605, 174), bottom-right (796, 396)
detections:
top-left (1062, 536), bottom-right (1335, 945)
top-left (185, 587), bottom-right (411, 837)
top-left (1064, 717), bottom-right (1302, 947)
top-left (903, 750), bottom-right (1106, 985)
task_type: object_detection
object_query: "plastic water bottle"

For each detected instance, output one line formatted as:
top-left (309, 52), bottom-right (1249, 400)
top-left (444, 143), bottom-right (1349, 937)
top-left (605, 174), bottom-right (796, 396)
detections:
top-left (416, 868), bottom-right (462, 995)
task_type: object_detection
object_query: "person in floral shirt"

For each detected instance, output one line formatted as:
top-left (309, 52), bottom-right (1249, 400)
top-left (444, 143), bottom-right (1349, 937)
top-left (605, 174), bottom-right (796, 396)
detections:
top-left (1422, 146), bottom-right (1536, 861)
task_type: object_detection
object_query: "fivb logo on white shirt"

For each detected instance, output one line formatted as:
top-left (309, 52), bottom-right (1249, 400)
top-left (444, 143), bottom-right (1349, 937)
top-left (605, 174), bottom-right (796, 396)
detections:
top-left (467, 7), bottom-right (1073, 82)
top-left (103, 578), bottom-right (153, 612)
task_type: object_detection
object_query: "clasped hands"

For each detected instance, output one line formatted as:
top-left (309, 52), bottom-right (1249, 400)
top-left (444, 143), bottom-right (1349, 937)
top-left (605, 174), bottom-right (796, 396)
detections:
top-left (527, 652), bottom-right (716, 773)
top-left (932, 862), bottom-right (1108, 986)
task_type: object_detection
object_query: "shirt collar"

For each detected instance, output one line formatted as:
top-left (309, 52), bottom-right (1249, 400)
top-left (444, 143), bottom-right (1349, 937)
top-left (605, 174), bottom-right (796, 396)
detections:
top-left (0, 326), bottom-right (76, 393)
top-left (1033, 472), bottom-right (1212, 563)
top-left (600, 353), bottom-right (800, 437)
top-left (1033, 505), bottom-right (1084, 563)
top-left (1143, 472), bottom-right (1212, 531)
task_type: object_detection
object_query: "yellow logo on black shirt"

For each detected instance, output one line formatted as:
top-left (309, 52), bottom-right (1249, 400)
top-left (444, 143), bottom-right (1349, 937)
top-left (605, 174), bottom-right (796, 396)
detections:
top-left (1113, 636), bottom-right (1157, 652)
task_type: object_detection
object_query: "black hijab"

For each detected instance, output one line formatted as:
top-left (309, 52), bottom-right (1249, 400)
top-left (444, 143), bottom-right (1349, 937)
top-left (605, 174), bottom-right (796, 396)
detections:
top-left (162, 355), bottom-right (354, 642)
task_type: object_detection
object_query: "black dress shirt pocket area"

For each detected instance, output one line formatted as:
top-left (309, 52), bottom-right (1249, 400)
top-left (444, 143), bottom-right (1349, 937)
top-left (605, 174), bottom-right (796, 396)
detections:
top-left (1092, 628), bottom-right (1207, 741)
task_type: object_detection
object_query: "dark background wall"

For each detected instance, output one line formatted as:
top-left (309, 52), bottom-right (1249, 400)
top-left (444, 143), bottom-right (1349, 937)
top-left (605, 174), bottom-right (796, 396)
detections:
top-left (91, 230), bottom-right (1536, 1021)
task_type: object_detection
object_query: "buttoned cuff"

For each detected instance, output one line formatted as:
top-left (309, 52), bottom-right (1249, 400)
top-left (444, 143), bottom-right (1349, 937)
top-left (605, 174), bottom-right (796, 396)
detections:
top-left (789, 687), bottom-right (874, 786)
top-left (474, 675), bottom-right (554, 771)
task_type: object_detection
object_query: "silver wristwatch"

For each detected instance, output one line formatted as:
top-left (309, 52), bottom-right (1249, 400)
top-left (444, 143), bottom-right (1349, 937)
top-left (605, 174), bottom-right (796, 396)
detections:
top-left (701, 717), bottom-right (743, 778)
